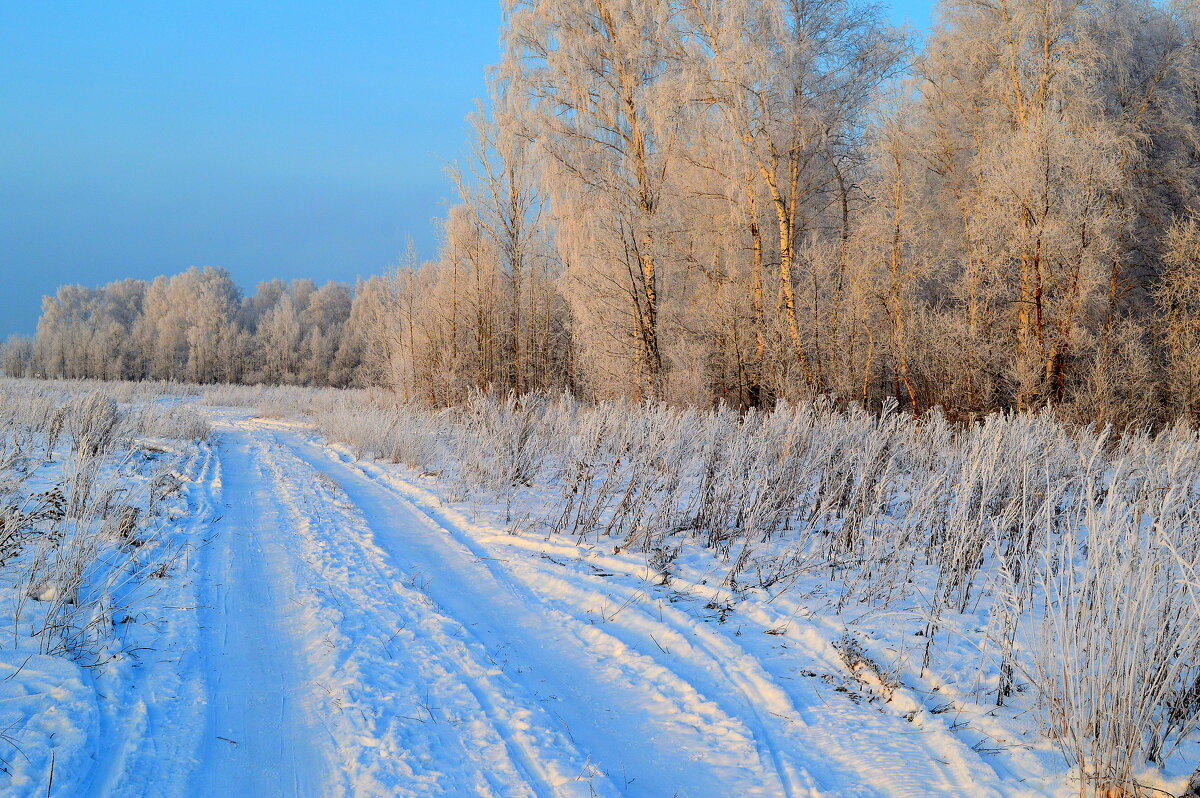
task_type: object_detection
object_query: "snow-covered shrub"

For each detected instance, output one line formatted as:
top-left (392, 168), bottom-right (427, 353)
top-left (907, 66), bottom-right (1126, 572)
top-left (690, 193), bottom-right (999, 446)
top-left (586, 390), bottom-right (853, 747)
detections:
top-left (312, 400), bottom-right (444, 474)
top-left (133, 400), bottom-right (211, 441)
top-left (1028, 427), bottom-right (1200, 796)
top-left (0, 380), bottom-right (198, 662)
top-left (61, 393), bottom-right (123, 458)
top-left (456, 391), bottom-right (549, 491)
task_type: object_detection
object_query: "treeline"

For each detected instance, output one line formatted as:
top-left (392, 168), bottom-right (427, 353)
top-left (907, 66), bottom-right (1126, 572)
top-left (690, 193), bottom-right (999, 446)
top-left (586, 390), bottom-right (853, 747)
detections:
top-left (2, 267), bottom-right (391, 387)
top-left (9, 0), bottom-right (1200, 424)
top-left (372, 0), bottom-right (1200, 424)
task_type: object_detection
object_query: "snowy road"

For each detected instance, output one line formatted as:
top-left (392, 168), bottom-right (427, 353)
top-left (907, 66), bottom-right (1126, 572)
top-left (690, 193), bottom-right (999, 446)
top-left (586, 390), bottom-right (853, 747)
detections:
top-left (189, 427), bottom-right (336, 796)
top-left (167, 412), bottom-right (1009, 797)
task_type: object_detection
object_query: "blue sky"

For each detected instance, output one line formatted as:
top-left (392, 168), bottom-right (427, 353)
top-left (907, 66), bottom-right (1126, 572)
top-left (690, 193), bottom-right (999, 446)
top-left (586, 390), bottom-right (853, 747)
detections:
top-left (0, 0), bottom-right (935, 336)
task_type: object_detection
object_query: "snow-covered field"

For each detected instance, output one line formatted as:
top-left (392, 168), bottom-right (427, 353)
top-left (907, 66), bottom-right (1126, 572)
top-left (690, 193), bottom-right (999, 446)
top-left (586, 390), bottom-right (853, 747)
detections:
top-left (0, 380), bottom-right (1197, 797)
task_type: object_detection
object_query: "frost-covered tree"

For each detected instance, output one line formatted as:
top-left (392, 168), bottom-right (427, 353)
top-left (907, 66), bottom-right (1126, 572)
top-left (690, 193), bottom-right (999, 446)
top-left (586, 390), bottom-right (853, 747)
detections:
top-left (504, 0), bottom-right (683, 399)
top-left (1157, 213), bottom-right (1200, 422)
top-left (27, 268), bottom-right (366, 387)
top-left (0, 335), bottom-right (35, 378)
top-left (684, 0), bottom-right (909, 396)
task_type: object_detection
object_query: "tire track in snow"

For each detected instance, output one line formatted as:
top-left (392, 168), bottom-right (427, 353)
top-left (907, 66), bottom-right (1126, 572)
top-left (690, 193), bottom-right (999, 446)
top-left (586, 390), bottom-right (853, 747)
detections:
top-left (274, 423), bottom-right (794, 798)
top-left (303, 427), bottom-right (1007, 798)
top-left (79, 442), bottom-right (218, 798)
top-left (300, 440), bottom-right (829, 797)
top-left (186, 424), bottom-right (342, 797)
top-left (482, 526), bottom-right (1006, 796)
top-left (244, 425), bottom-right (596, 797)
top-left (499, 561), bottom-right (1000, 798)
top-left (188, 414), bottom-right (1009, 797)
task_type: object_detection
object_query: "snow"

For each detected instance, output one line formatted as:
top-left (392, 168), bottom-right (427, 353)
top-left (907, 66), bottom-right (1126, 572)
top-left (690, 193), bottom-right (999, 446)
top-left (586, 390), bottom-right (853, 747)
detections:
top-left (3, 403), bottom-right (1195, 796)
top-left (0, 429), bottom-right (210, 798)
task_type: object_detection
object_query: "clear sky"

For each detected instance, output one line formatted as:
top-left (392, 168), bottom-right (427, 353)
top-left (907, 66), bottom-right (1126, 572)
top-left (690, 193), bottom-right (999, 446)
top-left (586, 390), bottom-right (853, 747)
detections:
top-left (0, 0), bottom-right (936, 336)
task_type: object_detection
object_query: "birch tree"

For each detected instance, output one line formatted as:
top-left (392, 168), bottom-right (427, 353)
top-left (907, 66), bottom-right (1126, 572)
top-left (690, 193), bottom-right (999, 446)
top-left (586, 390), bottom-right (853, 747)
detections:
top-left (504, 0), bottom-right (682, 399)
top-left (684, 0), bottom-right (908, 395)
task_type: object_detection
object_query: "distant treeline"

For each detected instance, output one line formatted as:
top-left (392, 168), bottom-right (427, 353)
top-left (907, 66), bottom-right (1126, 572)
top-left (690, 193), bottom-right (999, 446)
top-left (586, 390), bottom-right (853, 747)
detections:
top-left (1, 267), bottom-right (392, 387)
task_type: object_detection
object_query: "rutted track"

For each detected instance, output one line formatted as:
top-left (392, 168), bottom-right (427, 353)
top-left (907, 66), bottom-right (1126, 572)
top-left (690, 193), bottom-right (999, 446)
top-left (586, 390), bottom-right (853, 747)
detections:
top-left (188, 421), bottom-right (339, 797)
top-left (178, 412), bottom-right (1010, 797)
